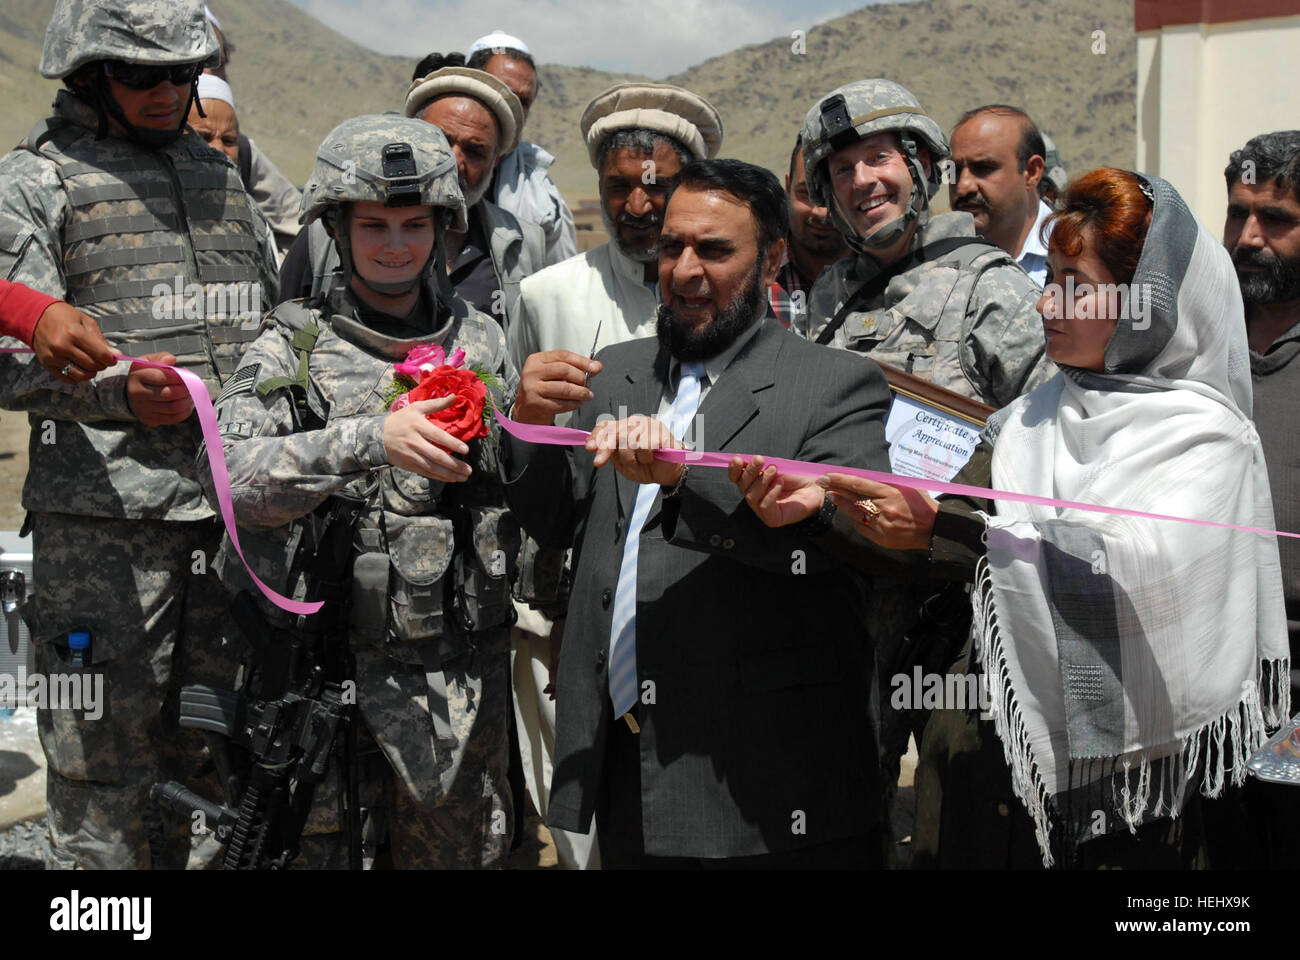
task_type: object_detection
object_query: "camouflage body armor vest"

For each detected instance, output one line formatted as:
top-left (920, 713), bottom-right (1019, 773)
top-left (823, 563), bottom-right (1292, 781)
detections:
top-left (24, 104), bottom-right (265, 392)
top-left (834, 242), bottom-right (1010, 393)
top-left (14, 98), bottom-right (268, 522)
top-left (226, 295), bottom-right (521, 661)
top-left (806, 213), bottom-right (1038, 407)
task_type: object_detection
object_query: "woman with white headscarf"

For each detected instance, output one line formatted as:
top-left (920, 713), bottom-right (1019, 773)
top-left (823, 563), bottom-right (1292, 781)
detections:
top-left (733, 169), bottom-right (1291, 867)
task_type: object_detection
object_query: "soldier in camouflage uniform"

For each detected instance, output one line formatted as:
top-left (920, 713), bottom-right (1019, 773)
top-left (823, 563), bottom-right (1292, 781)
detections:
top-left (210, 115), bottom-right (519, 868)
top-left (0, 0), bottom-right (278, 869)
top-left (799, 79), bottom-right (1052, 408)
top-left (798, 81), bottom-right (1054, 865)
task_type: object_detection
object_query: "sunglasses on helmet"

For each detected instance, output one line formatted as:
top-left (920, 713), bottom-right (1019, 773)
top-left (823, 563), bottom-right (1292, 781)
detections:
top-left (102, 60), bottom-right (202, 91)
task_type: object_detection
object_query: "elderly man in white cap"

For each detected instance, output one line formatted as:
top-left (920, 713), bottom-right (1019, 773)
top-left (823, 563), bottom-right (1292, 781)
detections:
top-left (467, 30), bottom-right (577, 265)
top-left (506, 82), bottom-right (723, 368)
top-left (501, 81), bottom-right (721, 871)
top-left (188, 72), bottom-right (239, 164)
top-left (277, 65), bottom-right (545, 331)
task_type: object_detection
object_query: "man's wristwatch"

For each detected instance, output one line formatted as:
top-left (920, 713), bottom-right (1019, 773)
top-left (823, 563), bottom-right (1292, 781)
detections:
top-left (661, 464), bottom-right (689, 499)
top-left (790, 494), bottom-right (836, 536)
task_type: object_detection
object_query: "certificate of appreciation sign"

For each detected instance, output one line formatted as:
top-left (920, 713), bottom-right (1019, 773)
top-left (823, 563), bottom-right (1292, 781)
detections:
top-left (875, 362), bottom-right (994, 482)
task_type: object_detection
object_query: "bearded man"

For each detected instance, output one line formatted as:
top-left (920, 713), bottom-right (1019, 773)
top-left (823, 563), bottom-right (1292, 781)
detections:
top-left (503, 159), bottom-right (893, 868)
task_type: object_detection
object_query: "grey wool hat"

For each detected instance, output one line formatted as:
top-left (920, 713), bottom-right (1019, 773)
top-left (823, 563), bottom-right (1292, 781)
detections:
top-left (403, 66), bottom-right (524, 156)
top-left (580, 82), bottom-right (723, 168)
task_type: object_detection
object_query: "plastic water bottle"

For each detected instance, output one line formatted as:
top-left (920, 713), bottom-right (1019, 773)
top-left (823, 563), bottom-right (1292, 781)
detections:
top-left (68, 630), bottom-right (91, 670)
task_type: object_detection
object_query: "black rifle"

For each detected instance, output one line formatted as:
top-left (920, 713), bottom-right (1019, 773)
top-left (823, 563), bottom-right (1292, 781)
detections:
top-left (151, 493), bottom-right (367, 869)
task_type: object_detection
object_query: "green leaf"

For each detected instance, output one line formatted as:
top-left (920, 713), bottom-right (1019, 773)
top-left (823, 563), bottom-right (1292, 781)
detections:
top-left (381, 374), bottom-right (417, 410)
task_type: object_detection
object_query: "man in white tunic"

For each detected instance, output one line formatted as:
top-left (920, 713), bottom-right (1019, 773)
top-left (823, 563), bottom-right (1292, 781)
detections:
top-left (506, 83), bottom-right (723, 370)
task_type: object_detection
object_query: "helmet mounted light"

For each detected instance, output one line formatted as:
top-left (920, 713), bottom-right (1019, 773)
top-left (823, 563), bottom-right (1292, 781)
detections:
top-left (380, 142), bottom-right (422, 207)
top-left (818, 95), bottom-right (858, 153)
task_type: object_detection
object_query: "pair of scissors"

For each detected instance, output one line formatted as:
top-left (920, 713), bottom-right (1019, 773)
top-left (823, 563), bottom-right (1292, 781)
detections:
top-left (584, 318), bottom-right (602, 388)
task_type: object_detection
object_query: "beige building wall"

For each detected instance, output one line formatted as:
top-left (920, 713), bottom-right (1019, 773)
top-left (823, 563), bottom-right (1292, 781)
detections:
top-left (1137, 14), bottom-right (1300, 231)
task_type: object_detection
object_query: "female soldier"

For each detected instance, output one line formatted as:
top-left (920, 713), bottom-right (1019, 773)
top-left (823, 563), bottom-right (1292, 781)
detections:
top-left (207, 115), bottom-right (519, 868)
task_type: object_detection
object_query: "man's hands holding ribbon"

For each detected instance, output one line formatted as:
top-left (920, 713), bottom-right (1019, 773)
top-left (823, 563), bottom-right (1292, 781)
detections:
top-left (728, 456), bottom-right (940, 550)
top-left (587, 414), bottom-right (685, 487)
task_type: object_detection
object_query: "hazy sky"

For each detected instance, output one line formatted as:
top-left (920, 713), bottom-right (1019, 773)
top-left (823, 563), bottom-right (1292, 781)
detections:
top-left (288, 0), bottom-right (878, 77)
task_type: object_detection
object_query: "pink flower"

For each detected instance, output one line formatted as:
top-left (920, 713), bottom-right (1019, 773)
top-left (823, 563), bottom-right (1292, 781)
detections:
top-left (388, 346), bottom-right (473, 413)
top-left (394, 343), bottom-right (459, 380)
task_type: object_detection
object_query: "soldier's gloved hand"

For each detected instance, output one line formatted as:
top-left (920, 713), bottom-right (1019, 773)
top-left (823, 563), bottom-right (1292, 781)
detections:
top-left (32, 301), bottom-right (116, 383)
top-left (513, 350), bottom-right (601, 425)
top-left (383, 396), bottom-right (473, 482)
top-left (127, 352), bottom-right (195, 426)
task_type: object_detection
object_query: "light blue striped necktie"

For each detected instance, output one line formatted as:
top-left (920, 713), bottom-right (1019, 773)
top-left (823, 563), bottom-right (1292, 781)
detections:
top-left (607, 361), bottom-right (705, 718)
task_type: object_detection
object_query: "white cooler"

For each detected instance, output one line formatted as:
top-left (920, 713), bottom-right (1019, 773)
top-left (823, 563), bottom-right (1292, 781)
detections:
top-left (0, 530), bottom-right (34, 705)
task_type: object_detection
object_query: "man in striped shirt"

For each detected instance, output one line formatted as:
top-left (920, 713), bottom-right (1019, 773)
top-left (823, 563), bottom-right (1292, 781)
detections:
top-left (770, 134), bottom-right (849, 332)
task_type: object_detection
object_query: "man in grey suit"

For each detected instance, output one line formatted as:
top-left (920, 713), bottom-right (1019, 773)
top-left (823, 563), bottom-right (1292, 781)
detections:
top-left (502, 159), bottom-right (894, 867)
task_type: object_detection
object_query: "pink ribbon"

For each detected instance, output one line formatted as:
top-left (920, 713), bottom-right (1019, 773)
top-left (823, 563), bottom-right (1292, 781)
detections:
top-left (13, 341), bottom-right (1296, 619)
top-left (123, 356), bottom-right (322, 614)
top-left (2, 348), bottom-right (320, 614)
top-left (494, 407), bottom-right (1300, 541)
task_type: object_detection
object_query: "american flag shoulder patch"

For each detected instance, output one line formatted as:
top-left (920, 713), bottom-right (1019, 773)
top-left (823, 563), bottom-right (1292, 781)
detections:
top-left (216, 363), bottom-right (260, 406)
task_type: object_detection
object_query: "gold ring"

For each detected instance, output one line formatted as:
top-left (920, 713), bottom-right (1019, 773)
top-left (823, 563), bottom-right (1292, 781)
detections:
top-left (856, 498), bottom-right (881, 522)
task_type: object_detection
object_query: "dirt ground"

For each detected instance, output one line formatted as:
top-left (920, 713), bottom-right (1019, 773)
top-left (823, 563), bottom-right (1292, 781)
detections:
top-left (0, 413), bottom-right (28, 530)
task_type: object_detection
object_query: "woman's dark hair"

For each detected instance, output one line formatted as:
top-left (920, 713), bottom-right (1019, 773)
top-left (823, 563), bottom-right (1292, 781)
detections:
top-left (1046, 168), bottom-right (1153, 286)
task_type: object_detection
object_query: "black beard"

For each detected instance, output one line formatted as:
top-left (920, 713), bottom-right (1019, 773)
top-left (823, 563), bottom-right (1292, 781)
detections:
top-left (657, 259), bottom-right (765, 361)
top-left (1233, 248), bottom-right (1300, 304)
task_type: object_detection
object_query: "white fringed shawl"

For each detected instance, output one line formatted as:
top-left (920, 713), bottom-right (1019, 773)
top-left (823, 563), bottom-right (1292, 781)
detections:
top-left (972, 175), bottom-right (1291, 866)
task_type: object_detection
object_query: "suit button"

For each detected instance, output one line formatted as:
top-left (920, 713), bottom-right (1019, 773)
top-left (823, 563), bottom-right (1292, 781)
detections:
top-left (601, 588), bottom-right (612, 609)
top-left (722, 538), bottom-right (735, 550)
top-left (596, 649), bottom-right (606, 666)
top-left (708, 534), bottom-right (722, 547)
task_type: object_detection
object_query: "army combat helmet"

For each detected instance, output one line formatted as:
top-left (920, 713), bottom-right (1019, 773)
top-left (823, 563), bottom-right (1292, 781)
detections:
top-left (801, 79), bottom-right (949, 253)
top-left (1039, 132), bottom-right (1068, 207)
top-left (40, 0), bottom-right (219, 144)
top-left (302, 113), bottom-right (467, 300)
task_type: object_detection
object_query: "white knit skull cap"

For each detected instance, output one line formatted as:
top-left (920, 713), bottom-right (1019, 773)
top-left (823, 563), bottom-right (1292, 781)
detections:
top-left (468, 31), bottom-right (530, 56)
top-left (197, 71), bottom-right (234, 108)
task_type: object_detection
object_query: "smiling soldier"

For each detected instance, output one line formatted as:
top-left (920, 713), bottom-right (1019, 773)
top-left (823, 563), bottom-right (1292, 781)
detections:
top-left (797, 80), bottom-right (1056, 862)
top-left (209, 115), bottom-right (518, 868)
top-left (801, 79), bottom-right (1051, 408)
